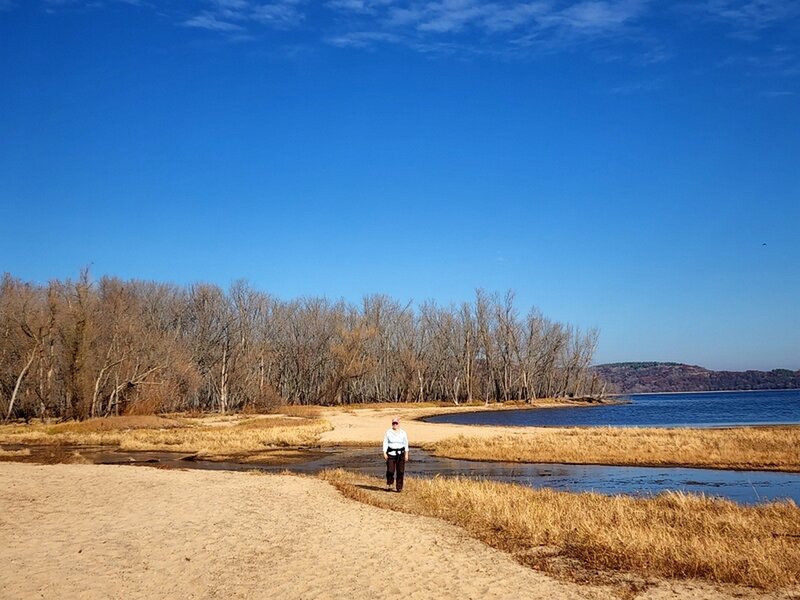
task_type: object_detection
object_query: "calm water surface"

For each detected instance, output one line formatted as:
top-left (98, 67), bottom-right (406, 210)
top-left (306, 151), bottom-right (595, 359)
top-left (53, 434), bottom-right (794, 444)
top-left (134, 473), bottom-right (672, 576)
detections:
top-left (424, 389), bottom-right (800, 428)
top-left (413, 390), bottom-right (800, 504)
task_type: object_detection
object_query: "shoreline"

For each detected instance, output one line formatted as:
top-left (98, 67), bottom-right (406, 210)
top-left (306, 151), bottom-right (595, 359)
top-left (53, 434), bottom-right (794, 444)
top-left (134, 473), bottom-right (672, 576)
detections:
top-left (2, 400), bottom-right (799, 473)
top-left (613, 388), bottom-right (800, 396)
top-left (318, 405), bottom-right (800, 473)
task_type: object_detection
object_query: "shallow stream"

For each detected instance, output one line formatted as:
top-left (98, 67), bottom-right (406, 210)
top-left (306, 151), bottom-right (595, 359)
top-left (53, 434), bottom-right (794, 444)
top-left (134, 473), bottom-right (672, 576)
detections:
top-left (5, 444), bottom-right (799, 506)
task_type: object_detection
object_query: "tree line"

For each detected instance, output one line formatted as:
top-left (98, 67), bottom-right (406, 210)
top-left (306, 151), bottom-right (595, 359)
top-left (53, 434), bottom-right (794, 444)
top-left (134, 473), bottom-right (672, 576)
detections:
top-left (0, 272), bottom-right (604, 421)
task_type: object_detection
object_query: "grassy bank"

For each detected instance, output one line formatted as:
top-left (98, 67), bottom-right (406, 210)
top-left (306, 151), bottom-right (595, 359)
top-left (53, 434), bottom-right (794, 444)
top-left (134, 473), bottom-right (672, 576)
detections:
top-left (321, 469), bottom-right (800, 591)
top-left (0, 413), bottom-right (331, 458)
top-left (431, 426), bottom-right (800, 471)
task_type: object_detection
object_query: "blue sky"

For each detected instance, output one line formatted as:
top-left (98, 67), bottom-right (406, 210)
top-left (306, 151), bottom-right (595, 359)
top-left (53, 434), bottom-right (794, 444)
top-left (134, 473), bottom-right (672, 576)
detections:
top-left (1, 0), bottom-right (798, 371)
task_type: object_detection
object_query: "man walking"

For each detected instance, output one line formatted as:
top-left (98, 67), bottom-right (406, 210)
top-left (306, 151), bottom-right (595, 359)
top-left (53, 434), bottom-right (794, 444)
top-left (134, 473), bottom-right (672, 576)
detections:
top-left (382, 417), bottom-right (409, 492)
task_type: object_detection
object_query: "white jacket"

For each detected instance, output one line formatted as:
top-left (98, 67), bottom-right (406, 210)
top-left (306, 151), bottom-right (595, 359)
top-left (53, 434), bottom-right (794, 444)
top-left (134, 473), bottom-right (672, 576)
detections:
top-left (383, 428), bottom-right (409, 455)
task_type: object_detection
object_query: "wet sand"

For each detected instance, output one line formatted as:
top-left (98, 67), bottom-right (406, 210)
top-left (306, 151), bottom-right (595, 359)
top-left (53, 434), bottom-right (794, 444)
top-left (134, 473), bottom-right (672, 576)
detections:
top-left (1, 462), bottom-right (794, 600)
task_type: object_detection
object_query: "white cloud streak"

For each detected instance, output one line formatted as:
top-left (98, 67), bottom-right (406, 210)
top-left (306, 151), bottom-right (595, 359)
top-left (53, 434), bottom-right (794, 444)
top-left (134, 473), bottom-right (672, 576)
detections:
top-left (371, 1), bottom-right (646, 36)
top-left (326, 0), bottom-right (395, 15)
top-left (759, 90), bottom-right (796, 97)
top-left (184, 11), bottom-right (244, 31)
top-left (555, 0), bottom-right (644, 29)
top-left (699, 0), bottom-right (800, 29)
top-left (43, 0), bottom-right (148, 6)
top-left (181, 1), bottom-right (306, 34)
top-left (320, 0), bottom-right (652, 55)
top-left (326, 30), bottom-right (402, 47)
top-left (17, 0), bottom-right (800, 69)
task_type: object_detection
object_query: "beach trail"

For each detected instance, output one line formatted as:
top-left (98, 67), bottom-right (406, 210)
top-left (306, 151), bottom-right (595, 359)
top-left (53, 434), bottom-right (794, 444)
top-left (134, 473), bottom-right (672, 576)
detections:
top-left (318, 405), bottom-right (535, 446)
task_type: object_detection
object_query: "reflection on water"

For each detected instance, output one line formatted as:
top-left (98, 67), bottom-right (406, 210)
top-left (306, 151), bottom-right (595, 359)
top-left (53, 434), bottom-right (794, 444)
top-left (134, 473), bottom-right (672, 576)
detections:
top-left (5, 444), bottom-right (798, 506)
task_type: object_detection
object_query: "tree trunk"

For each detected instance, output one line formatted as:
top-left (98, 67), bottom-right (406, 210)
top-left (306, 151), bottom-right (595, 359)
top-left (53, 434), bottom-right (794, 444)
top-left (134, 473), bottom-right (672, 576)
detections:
top-left (220, 343), bottom-right (228, 414)
top-left (91, 358), bottom-right (123, 418)
top-left (5, 349), bottom-right (36, 422)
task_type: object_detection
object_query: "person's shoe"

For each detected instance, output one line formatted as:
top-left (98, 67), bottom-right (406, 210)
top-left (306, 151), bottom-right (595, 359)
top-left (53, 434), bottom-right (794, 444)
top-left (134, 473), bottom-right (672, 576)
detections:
top-left (386, 483), bottom-right (392, 491)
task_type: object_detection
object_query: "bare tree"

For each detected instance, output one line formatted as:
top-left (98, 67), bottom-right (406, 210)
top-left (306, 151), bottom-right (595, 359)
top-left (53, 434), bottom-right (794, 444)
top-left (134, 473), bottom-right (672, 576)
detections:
top-left (0, 276), bottom-right (54, 421)
top-left (0, 272), bottom-right (604, 416)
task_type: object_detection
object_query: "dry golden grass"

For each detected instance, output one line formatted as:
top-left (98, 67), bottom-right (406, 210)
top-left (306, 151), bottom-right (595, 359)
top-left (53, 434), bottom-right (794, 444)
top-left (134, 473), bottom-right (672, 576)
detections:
top-left (432, 426), bottom-right (800, 471)
top-left (272, 405), bottom-right (324, 418)
top-left (321, 469), bottom-right (800, 590)
top-left (0, 413), bottom-right (332, 458)
top-left (225, 448), bottom-right (324, 465)
top-left (0, 447), bottom-right (31, 458)
top-left (322, 401), bottom-right (467, 413)
top-left (50, 415), bottom-right (185, 433)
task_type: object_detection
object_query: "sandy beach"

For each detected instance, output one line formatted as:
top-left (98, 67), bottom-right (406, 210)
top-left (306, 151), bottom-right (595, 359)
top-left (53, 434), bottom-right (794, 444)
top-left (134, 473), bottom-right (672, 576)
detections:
top-left (1, 462), bottom-right (794, 600)
top-left (318, 404), bottom-right (544, 446)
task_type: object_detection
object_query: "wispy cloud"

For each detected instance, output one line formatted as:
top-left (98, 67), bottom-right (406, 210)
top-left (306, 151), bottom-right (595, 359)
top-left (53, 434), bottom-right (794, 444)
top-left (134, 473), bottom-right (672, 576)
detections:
top-left (182, 0), bottom-right (306, 34)
top-left (322, 0), bottom-right (651, 55)
top-left (326, 30), bottom-right (402, 47)
top-left (698, 0), bottom-right (800, 29)
top-left (564, 0), bottom-right (644, 28)
top-left (759, 90), bottom-right (796, 97)
top-left (483, 3), bottom-right (551, 33)
top-left (43, 0), bottom-right (147, 6)
top-left (681, 0), bottom-right (800, 43)
top-left (416, 2), bottom-right (494, 34)
top-left (16, 0), bottom-right (800, 72)
top-left (361, 1), bottom-right (646, 36)
top-left (251, 0), bottom-right (306, 27)
top-left (9, 1), bottom-right (665, 60)
top-left (184, 11), bottom-right (245, 32)
top-left (718, 44), bottom-right (800, 78)
top-left (326, 0), bottom-right (395, 15)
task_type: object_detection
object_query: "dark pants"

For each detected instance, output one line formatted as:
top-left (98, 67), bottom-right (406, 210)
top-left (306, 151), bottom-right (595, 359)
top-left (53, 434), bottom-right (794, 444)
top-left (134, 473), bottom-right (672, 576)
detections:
top-left (386, 454), bottom-right (405, 491)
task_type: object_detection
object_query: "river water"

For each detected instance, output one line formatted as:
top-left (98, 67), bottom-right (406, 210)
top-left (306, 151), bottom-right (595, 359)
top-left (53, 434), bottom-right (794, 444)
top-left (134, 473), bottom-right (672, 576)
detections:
top-left (423, 389), bottom-right (800, 428)
top-left (411, 389), bottom-right (800, 504)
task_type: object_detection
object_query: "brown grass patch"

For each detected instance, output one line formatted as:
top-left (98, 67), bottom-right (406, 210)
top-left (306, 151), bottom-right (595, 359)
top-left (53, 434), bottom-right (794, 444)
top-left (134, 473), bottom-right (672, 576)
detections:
top-left (48, 415), bottom-right (184, 434)
top-left (234, 416), bottom-right (319, 429)
top-left (321, 469), bottom-right (800, 590)
top-left (0, 414), bottom-right (332, 458)
top-left (0, 448), bottom-right (31, 459)
top-left (432, 427), bottom-right (800, 471)
top-left (270, 405), bottom-right (324, 418)
top-left (211, 449), bottom-right (325, 465)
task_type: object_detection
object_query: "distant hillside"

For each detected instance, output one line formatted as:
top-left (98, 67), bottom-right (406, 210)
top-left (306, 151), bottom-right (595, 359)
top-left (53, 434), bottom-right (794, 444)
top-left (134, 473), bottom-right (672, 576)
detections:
top-left (592, 362), bottom-right (800, 394)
